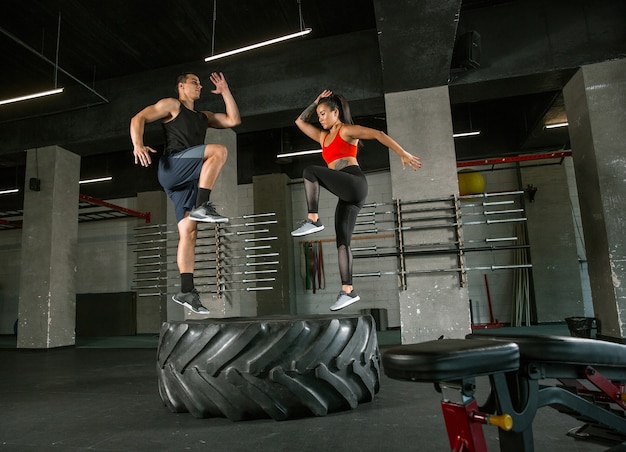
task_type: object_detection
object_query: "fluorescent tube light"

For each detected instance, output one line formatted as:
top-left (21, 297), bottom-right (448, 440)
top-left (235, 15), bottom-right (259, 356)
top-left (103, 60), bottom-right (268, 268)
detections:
top-left (277, 149), bottom-right (322, 159)
top-left (205, 28), bottom-right (312, 62)
top-left (544, 122), bottom-right (568, 129)
top-left (453, 131), bottom-right (481, 138)
top-left (0, 88), bottom-right (64, 106)
top-left (79, 176), bottom-right (113, 185)
top-left (0, 188), bottom-right (19, 195)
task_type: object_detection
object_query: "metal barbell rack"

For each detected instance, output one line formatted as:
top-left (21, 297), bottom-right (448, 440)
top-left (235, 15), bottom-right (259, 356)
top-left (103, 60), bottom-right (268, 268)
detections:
top-left (130, 212), bottom-right (279, 300)
top-left (351, 190), bottom-right (532, 289)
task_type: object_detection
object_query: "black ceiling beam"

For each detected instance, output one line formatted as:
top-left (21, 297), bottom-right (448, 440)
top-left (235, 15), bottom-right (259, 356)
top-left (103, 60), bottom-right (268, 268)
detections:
top-left (373, 0), bottom-right (463, 93)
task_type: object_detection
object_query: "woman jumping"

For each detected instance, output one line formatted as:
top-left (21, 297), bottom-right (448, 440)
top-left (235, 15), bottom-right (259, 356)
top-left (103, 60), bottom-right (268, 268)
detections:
top-left (292, 90), bottom-right (422, 311)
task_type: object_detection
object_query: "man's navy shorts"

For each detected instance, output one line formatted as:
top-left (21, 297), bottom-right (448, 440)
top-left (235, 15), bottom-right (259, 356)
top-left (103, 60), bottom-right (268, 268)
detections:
top-left (158, 144), bottom-right (205, 223)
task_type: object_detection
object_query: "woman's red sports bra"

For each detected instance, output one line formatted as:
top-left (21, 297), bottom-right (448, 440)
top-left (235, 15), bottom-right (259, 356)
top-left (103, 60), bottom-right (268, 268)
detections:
top-left (321, 125), bottom-right (358, 165)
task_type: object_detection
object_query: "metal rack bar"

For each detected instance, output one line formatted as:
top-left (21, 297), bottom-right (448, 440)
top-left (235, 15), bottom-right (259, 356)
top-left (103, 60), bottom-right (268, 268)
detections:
top-left (395, 199), bottom-right (407, 290)
top-left (241, 212), bottom-right (277, 219)
top-left (352, 235), bottom-right (520, 253)
top-left (353, 244), bottom-right (531, 259)
top-left (454, 194), bottom-right (467, 287)
top-left (79, 194), bottom-right (151, 223)
top-left (459, 190), bottom-right (524, 200)
top-left (354, 264), bottom-right (533, 278)
top-left (353, 190), bottom-right (531, 290)
top-left (463, 209), bottom-right (525, 216)
top-left (227, 220), bottom-right (278, 228)
top-left (244, 245), bottom-right (272, 250)
top-left (131, 211), bottom-right (280, 300)
top-left (463, 217), bottom-right (527, 226)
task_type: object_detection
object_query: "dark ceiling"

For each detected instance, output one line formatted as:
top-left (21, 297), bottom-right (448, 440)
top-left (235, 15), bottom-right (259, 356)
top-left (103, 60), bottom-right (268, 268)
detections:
top-left (0, 0), bottom-right (379, 101)
top-left (0, 0), bottom-right (622, 205)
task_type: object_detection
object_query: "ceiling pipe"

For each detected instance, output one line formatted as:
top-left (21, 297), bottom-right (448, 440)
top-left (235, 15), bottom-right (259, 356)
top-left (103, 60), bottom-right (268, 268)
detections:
top-left (457, 150), bottom-right (572, 168)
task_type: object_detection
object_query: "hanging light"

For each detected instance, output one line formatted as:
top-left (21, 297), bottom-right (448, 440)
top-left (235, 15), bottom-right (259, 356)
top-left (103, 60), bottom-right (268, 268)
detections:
top-left (0, 188), bottom-right (19, 195)
top-left (453, 103), bottom-right (481, 138)
top-left (544, 121), bottom-right (568, 129)
top-left (0, 14), bottom-right (67, 107)
top-left (453, 130), bottom-right (481, 138)
top-left (205, 29), bottom-right (311, 62)
top-left (205, 0), bottom-right (311, 62)
top-left (79, 176), bottom-right (113, 185)
top-left (0, 88), bottom-right (64, 106)
top-left (277, 149), bottom-right (322, 159)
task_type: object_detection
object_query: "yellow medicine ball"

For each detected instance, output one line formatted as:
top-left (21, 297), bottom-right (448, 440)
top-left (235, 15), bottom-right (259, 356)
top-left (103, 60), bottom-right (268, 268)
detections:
top-left (457, 169), bottom-right (485, 195)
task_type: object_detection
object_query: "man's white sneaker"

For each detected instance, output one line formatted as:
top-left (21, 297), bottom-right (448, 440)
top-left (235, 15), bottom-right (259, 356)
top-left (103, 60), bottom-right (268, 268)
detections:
top-left (189, 202), bottom-right (229, 223)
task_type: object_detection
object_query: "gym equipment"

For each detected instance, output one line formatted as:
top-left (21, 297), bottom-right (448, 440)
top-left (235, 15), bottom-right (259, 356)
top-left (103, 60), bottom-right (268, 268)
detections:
top-left (350, 192), bottom-right (530, 290)
top-left (565, 316), bottom-right (600, 338)
top-left (470, 274), bottom-right (502, 329)
top-left (458, 169), bottom-right (485, 196)
top-left (158, 314), bottom-right (380, 420)
top-left (383, 339), bottom-right (519, 452)
top-left (131, 212), bottom-right (279, 299)
top-left (383, 334), bottom-right (626, 451)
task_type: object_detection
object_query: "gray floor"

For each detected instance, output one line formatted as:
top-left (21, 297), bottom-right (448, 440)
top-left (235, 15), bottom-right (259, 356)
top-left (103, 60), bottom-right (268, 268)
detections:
top-left (0, 326), bottom-right (622, 451)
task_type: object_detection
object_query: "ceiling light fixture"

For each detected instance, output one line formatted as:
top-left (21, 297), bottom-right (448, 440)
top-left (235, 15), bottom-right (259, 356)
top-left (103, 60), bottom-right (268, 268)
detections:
top-left (0, 188), bottom-right (19, 195)
top-left (0, 14), bottom-right (108, 108)
top-left (453, 131), bottom-right (481, 138)
top-left (277, 149), bottom-right (322, 159)
top-left (0, 14), bottom-right (65, 107)
top-left (205, 29), bottom-right (311, 62)
top-left (205, 0), bottom-right (311, 63)
top-left (0, 88), bottom-right (64, 106)
top-left (79, 176), bottom-right (113, 185)
top-left (453, 103), bottom-right (481, 138)
top-left (544, 122), bottom-right (568, 129)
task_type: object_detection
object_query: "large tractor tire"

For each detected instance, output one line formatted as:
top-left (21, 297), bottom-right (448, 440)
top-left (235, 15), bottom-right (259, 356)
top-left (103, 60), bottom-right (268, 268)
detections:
top-left (157, 314), bottom-right (380, 420)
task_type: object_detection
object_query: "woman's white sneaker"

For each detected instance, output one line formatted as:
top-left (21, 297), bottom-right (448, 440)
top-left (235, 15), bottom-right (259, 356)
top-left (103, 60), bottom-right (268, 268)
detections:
top-left (330, 290), bottom-right (360, 311)
top-left (291, 219), bottom-right (324, 236)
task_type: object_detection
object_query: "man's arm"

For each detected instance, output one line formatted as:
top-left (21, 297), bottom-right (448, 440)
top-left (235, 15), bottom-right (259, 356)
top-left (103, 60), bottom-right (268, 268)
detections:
top-left (204, 72), bottom-right (241, 129)
top-left (130, 98), bottom-right (178, 166)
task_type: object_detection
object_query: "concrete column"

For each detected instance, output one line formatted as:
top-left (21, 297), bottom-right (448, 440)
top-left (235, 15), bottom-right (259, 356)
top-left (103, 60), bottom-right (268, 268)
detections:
top-left (17, 146), bottom-right (80, 348)
top-left (372, 0), bottom-right (467, 343)
top-left (563, 58), bottom-right (626, 341)
top-left (253, 173), bottom-right (295, 315)
top-left (192, 127), bottom-right (243, 318)
top-left (385, 87), bottom-right (471, 343)
top-left (521, 164), bottom-right (584, 322)
top-left (136, 190), bottom-right (169, 332)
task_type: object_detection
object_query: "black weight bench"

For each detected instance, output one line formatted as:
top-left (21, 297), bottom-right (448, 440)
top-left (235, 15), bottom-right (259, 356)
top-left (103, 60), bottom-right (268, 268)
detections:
top-left (383, 339), bottom-right (520, 451)
top-left (383, 335), bottom-right (626, 452)
top-left (468, 334), bottom-right (626, 450)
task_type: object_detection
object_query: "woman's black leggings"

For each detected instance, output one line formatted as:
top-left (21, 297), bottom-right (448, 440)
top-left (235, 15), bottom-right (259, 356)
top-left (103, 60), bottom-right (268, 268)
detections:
top-left (302, 165), bottom-right (368, 285)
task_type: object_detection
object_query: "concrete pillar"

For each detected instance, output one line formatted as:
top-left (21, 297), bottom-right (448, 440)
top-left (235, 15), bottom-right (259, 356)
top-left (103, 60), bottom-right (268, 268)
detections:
top-left (136, 190), bottom-right (169, 332)
top-left (17, 146), bottom-right (80, 348)
top-left (372, 0), bottom-right (468, 342)
top-left (521, 163), bottom-right (584, 322)
top-left (253, 173), bottom-right (295, 315)
top-left (192, 127), bottom-right (244, 318)
top-left (563, 58), bottom-right (626, 341)
top-left (385, 87), bottom-right (471, 343)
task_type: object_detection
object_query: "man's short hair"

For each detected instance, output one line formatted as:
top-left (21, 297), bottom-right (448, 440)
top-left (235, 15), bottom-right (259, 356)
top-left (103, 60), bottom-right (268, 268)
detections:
top-left (175, 73), bottom-right (199, 95)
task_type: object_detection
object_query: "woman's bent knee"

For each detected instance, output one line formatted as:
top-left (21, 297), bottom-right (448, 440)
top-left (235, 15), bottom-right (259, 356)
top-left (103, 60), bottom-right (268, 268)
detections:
top-left (303, 165), bottom-right (318, 182)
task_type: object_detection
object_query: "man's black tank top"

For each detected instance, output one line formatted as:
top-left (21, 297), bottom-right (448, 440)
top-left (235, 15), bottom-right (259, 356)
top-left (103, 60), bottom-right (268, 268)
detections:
top-left (162, 101), bottom-right (208, 155)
